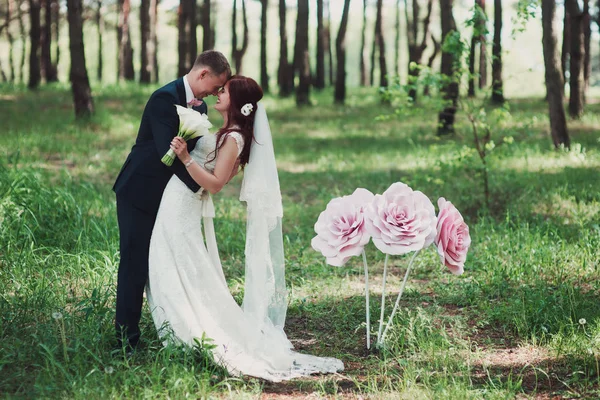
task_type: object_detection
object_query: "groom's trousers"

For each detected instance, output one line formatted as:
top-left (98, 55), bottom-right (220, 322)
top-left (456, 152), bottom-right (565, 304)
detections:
top-left (115, 195), bottom-right (157, 348)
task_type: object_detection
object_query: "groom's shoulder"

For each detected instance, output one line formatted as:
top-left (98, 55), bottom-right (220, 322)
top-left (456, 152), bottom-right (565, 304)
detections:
top-left (151, 79), bottom-right (177, 96)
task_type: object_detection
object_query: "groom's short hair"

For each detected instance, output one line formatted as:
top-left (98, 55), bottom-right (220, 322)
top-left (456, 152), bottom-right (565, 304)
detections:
top-left (193, 50), bottom-right (231, 78)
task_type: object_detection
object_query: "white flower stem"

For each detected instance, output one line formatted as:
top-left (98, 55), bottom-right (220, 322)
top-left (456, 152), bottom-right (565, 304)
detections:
top-left (379, 249), bottom-right (420, 346)
top-left (376, 254), bottom-right (389, 345)
top-left (362, 250), bottom-right (370, 349)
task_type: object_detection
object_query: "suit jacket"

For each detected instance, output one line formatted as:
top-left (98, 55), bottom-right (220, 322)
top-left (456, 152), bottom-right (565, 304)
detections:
top-left (113, 78), bottom-right (208, 215)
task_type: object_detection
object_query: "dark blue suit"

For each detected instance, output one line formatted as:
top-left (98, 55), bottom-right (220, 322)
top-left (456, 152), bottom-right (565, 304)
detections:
top-left (113, 78), bottom-right (207, 347)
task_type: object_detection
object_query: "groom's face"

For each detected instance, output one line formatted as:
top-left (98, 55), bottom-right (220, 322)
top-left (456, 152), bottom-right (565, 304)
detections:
top-left (195, 69), bottom-right (228, 99)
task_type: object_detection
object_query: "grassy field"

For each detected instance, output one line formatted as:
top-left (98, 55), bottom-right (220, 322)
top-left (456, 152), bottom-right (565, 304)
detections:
top-left (0, 83), bottom-right (599, 399)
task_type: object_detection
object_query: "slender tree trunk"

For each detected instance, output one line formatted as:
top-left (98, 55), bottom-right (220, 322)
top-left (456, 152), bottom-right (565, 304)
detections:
top-left (187, 0), bottom-right (197, 71)
top-left (325, 0), bottom-right (333, 85)
top-left (232, 0), bottom-right (249, 74)
top-left (334, 0), bottom-right (351, 104)
top-left (566, 0), bottom-right (584, 119)
top-left (117, 0), bottom-right (134, 81)
top-left (295, 0), bottom-right (310, 105)
top-left (278, 0), bottom-right (293, 96)
top-left (138, 0), bottom-right (158, 82)
top-left (51, 0), bottom-right (59, 67)
top-left (150, 0), bottom-right (158, 82)
top-left (406, 0), bottom-right (433, 101)
top-left (375, 0), bottom-right (387, 88)
top-left (468, 31), bottom-right (477, 97)
top-left (561, 7), bottom-right (570, 94)
top-left (468, 0), bottom-right (485, 97)
top-left (437, 0), bottom-right (459, 136)
top-left (201, 0), bottom-right (213, 50)
top-left (359, 0), bottom-right (368, 86)
top-left (6, 0), bottom-right (16, 82)
top-left (17, 0), bottom-right (26, 84)
top-left (41, 0), bottom-right (57, 81)
top-left (541, 0), bottom-right (569, 149)
top-left (582, 0), bottom-right (590, 94)
top-left (490, 0), bottom-right (504, 103)
top-left (29, 0), bottom-right (41, 88)
top-left (66, 0), bottom-right (94, 118)
top-left (140, 0), bottom-right (150, 83)
top-left (423, 34), bottom-right (440, 96)
top-left (177, 1), bottom-right (186, 76)
top-left (96, 0), bottom-right (104, 81)
top-left (260, 0), bottom-right (269, 91)
top-left (315, 0), bottom-right (325, 89)
top-left (394, 0), bottom-right (400, 78)
top-left (478, 0), bottom-right (487, 89)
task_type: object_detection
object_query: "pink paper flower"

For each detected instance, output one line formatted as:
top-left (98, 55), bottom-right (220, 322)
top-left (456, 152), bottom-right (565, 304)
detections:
top-left (435, 198), bottom-right (471, 275)
top-left (311, 188), bottom-right (375, 267)
top-left (365, 182), bottom-right (437, 255)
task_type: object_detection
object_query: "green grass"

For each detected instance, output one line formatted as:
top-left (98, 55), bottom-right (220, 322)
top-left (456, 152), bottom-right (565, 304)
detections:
top-left (1, 83), bottom-right (599, 398)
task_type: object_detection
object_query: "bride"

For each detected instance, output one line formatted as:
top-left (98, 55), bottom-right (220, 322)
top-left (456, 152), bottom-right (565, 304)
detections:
top-left (146, 75), bottom-right (343, 382)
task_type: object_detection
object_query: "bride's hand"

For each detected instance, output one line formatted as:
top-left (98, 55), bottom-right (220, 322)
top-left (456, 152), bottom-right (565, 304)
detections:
top-left (170, 137), bottom-right (191, 163)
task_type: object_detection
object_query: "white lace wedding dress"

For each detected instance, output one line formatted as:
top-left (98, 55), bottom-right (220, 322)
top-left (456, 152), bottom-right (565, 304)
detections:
top-left (147, 132), bottom-right (344, 382)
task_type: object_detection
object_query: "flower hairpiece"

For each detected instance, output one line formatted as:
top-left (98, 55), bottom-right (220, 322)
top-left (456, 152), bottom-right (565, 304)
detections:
top-left (241, 103), bottom-right (254, 116)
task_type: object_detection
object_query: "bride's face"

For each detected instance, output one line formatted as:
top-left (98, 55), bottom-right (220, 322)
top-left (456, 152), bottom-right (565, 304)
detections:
top-left (214, 83), bottom-right (231, 114)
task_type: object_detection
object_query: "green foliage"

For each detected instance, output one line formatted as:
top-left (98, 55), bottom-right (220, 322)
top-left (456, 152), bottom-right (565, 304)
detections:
top-left (0, 84), bottom-right (599, 398)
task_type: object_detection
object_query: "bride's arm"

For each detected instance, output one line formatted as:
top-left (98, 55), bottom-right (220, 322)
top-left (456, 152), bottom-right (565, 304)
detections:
top-left (170, 136), bottom-right (239, 195)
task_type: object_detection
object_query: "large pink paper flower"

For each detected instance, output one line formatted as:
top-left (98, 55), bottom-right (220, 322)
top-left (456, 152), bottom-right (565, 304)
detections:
top-left (311, 188), bottom-right (375, 267)
top-left (435, 198), bottom-right (471, 275)
top-left (365, 182), bottom-right (437, 255)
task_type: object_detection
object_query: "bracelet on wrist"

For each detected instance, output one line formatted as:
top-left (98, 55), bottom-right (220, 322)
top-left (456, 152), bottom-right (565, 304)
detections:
top-left (184, 159), bottom-right (194, 168)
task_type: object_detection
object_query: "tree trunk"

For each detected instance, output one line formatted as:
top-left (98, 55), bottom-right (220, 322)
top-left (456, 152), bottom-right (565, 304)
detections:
top-left (232, 0), bottom-right (249, 74)
top-left (394, 0), bottom-right (400, 77)
top-left (96, 0), bottom-right (104, 81)
top-left (406, 0), bottom-right (433, 101)
top-left (566, 0), bottom-right (584, 119)
top-left (468, 0), bottom-right (485, 97)
top-left (140, 0), bottom-right (150, 82)
top-left (359, 0), bottom-right (368, 86)
top-left (117, 0), bottom-right (134, 81)
top-left (478, 0), bottom-right (487, 89)
top-left (334, 0), bottom-right (351, 104)
top-left (29, 0), bottom-right (41, 88)
top-left (561, 7), bottom-right (570, 94)
top-left (325, 0), bottom-right (333, 85)
top-left (41, 0), bottom-right (58, 82)
top-left (490, 0), bottom-right (504, 103)
top-left (295, 0), bottom-right (310, 105)
top-left (277, 0), bottom-right (293, 96)
top-left (178, 0), bottom-right (197, 76)
top-left (423, 34), bottom-right (440, 96)
top-left (582, 0), bottom-right (591, 95)
top-left (437, 0), bottom-right (459, 136)
top-left (150, 0), bottom-right (158, 82)
top-left (6, 0), bottom-right (16, 82)
top-left (201, 0), bottom-right (214, 51)
top-left (177, 1), bottom-right (186, 76)
top-left (66, 0), bottom-right (94, 118)
top-left (141, 0), bottom-right (159, 83)
top-left (17, 0), bottom-right (26, 84)
top-left (315, 0), bottom-right (325, 89)
top-left (375, 0), bottom-right (388, 88)
top-left (541, 0), bottom-right (569, 149)
top-left (260, 0), bottom-right (269, 91)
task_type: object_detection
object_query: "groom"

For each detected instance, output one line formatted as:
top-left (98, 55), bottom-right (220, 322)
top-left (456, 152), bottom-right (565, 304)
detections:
top-left (112, 50), bottom-right (231, 351)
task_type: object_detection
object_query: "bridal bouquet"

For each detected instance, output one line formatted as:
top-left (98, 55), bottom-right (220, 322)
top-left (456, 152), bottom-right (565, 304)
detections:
top-left (161, 105), bottom-right (213, 166)
top-left (311, 182), bottom-right (471, 349)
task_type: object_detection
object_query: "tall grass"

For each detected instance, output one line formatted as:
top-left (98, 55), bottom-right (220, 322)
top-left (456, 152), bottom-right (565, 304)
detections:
top-left (1, 84), bottom-right (599, 398)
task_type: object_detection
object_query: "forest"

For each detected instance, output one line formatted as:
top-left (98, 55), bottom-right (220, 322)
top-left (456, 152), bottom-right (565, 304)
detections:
top-left (1, 0), bottom-right (599, 398)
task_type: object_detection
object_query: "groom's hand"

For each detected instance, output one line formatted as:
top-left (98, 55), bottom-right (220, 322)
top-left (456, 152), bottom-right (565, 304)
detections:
top-left (227, 158), bottom-right (241, 183)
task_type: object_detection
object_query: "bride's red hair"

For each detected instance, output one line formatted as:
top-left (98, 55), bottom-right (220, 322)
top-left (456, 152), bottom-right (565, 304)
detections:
top-left (210, 75), bottom-right (263, 167)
